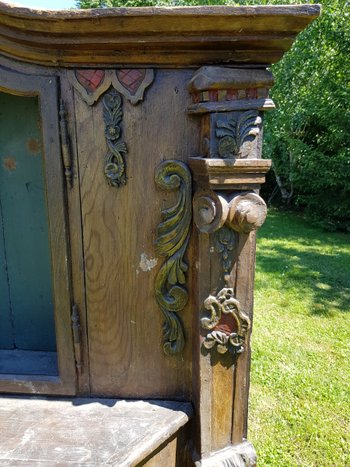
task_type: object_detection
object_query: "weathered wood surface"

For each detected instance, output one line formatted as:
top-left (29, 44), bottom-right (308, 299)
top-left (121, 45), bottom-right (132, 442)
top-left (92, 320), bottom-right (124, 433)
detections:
top-left (60, 72), bottom-right (91, 395)
top-left (0, 397), bottom-right (192, 466)
top-left (73, 70), bottom-right (197, 398)
top-left (0, 3), bottom-right (321, 67)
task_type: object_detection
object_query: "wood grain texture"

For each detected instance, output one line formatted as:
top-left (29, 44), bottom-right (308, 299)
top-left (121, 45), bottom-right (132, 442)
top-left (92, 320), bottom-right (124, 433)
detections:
top-left (0, 3), bottom-right (320, 67)
top-left (232, 231), bottom-right (257, 444)
top-left (0, 396), bottom-right (192, 466)
top-left (75, 70), bottom-right (198, 398)
top-left (60, 71), bottom-right (91, 395)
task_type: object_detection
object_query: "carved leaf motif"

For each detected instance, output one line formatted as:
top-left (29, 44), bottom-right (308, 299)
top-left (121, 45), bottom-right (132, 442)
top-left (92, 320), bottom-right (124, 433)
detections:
top-left (216, 110), bottom-right (262, 158)
top-left (214, 226), bottom-right (236, 277)
top-left (154, 161), bottom-right (192, 355)
top-left (103, 89), bottom-right (128, 187)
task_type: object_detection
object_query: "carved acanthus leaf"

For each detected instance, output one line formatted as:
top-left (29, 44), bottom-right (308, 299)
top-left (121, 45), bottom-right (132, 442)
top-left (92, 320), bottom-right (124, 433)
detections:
top-left (216, 110), bottom-right (262, 158)
top-left (103, 89), bottom-right (128, 187)
top-left (154, 160), bottom-right (192, 355)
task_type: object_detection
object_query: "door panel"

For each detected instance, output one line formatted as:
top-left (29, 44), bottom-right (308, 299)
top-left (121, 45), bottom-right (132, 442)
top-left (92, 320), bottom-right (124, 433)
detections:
top-left (75, 69), bottom-right (197, 398)
top-left (0, 67), bottom-right (76, 395)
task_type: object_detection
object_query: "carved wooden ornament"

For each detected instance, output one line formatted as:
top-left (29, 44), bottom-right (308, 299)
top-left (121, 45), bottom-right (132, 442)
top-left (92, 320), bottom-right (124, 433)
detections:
top-left (202, 287), bottom-right (250, 355)
top-left (103, 89), bottom-right (128, 187)
top-left (69, 69), bottom-right (154, 105)
top-left (216, 110), bottom-right (262, 159)
top-left (200, 226), bottom-right (251, 356)
top-left (154, 160), bottom-right (192, 355)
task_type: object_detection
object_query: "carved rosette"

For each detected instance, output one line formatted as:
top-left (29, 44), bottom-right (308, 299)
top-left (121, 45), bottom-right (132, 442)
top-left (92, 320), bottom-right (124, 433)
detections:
top-left (154, 160), bottom-right (192, 355)
top-left (103, 89), bottom-right (128, 187)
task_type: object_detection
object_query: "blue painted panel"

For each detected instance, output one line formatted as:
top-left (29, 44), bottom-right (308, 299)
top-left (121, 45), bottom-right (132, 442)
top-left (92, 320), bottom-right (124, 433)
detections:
top-left (0, 92), bottom-right (56, 351)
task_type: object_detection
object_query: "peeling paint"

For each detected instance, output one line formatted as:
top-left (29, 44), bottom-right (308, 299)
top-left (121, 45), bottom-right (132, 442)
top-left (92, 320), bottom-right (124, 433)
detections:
top-left (138, 253), bottom-right (158, 273)
top-left (3, 157), bottom-right (17, 171)
top-left (26, 138), bottom-right (40, 155)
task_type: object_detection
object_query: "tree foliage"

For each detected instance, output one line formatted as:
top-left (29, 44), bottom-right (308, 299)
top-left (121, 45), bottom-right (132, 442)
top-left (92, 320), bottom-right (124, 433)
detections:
top-left (76, 0), bottom-right (350, 230)
top-left (264, 0), bottom-right (350, 231)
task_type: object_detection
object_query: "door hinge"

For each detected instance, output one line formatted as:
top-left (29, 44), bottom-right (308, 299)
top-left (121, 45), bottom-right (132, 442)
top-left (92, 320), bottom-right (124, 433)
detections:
top-left (71, 304), bottom-right (82, 373)
top-left (59, 99), bottom-right (73, 189)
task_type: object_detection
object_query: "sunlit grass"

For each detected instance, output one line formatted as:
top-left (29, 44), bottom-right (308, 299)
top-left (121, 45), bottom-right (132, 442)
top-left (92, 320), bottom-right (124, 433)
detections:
top-left (249, 209), bottom-right (350, 466)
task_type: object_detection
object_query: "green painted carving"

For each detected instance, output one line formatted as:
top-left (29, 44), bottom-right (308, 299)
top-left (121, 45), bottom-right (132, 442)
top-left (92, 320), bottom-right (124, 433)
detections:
top-left (154, 160), bottom-right (192, 355)
top-left (214, 226), bottom-right (236, 281)
top-left (103, 89), bottom-right (128, 187)
top-left (216, 110), bottom-right (262, 158)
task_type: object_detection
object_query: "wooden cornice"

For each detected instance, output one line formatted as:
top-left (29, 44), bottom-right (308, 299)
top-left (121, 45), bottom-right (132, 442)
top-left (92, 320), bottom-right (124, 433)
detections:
top-left (0, 2), bottom-right (320, 67)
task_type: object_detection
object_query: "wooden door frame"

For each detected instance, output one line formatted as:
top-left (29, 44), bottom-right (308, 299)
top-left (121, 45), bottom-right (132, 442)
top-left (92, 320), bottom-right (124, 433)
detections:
top-left (0, 66), bottom-right (77, 395)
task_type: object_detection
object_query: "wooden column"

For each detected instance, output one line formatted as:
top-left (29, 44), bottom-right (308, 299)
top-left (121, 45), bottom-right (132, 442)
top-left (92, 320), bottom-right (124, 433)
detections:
top-left (188, 66), bottom-right (274, 466)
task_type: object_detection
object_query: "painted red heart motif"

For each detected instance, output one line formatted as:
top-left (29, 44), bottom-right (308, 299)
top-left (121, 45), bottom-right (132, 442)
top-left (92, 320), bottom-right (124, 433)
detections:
top-left (116, 69), bottom-right (146, 95)
top-left (75, 70), bottom-right (106, 93)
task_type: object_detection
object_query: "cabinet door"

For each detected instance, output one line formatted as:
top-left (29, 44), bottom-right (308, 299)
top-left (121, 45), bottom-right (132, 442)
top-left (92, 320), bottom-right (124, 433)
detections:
top-left (0, 67), bottom-right (76, 395)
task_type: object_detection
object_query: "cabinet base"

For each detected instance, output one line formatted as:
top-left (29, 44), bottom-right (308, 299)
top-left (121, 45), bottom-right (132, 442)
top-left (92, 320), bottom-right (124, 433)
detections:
top-left (195, 440), bottom-right (257, 467)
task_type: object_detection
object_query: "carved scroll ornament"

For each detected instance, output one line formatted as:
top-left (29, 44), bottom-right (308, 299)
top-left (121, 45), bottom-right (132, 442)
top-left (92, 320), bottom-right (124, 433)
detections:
top-left (202, 287), bottom-right (250, 355)
top-left (199, 226), bottom-right (251, 356)
top-left (103, 89), bottom-right (128, 187)
top-left (154, 160), bottom-right (192, 355)
top-left (193, 191), bottom-right (267, 235)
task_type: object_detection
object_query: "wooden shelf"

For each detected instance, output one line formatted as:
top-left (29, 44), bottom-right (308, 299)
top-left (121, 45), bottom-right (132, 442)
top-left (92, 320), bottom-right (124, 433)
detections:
top-left (0, 397), bottom-right (192, 466)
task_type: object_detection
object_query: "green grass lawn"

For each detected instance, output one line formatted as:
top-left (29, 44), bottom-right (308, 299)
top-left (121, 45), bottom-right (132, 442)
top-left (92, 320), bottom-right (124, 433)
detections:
top-left (249, 209), bottom-right (350, 466)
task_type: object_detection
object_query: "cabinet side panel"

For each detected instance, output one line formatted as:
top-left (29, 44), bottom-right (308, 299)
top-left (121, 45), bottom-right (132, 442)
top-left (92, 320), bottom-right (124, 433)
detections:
top-left (76, 69), bottom-right (197, 398)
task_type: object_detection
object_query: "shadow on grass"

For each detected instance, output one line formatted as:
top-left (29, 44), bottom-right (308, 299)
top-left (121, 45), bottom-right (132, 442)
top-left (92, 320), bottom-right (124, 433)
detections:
top-left (255, 210), bottom-right (350, 316)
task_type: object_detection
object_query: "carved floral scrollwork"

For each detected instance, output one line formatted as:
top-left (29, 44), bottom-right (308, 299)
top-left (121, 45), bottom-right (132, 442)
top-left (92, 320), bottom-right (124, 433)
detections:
top-left (200, 226), bottom-right (250, 356)
top-left (201, 288), bottom-right (250, 355)
top-left (216, 110), bottom-right (262, 158)
top-left (154, 160), bottom-right (192, 355)
top-left (103, 89), bottom-right (128, 187)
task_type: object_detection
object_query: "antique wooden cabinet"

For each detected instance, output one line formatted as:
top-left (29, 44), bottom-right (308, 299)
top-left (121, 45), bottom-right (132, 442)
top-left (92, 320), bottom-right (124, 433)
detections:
top-left (0, 2), bottom-right (319, 466)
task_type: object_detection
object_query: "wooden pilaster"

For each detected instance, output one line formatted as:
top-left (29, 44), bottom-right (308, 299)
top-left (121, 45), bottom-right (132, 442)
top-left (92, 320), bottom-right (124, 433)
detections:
top-left (188, 66), bottom-right (274, 466)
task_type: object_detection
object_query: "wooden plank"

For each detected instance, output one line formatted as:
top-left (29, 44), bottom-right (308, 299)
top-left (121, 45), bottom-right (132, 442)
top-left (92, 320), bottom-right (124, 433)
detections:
top-left (60, 73), bottom-right (91, 395)
top-left (232, 232), bottom-right (256, 444)
top-left (0, 397), bottom-right (192, 466)
top-left (0, 92), bottom-right (55, 352)
top-left (76, 70), bottom-right (197, 398)
top-left (209, 234), bottom-right (234, 452)
top-left (0, 196), bottom-right (12, 349)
